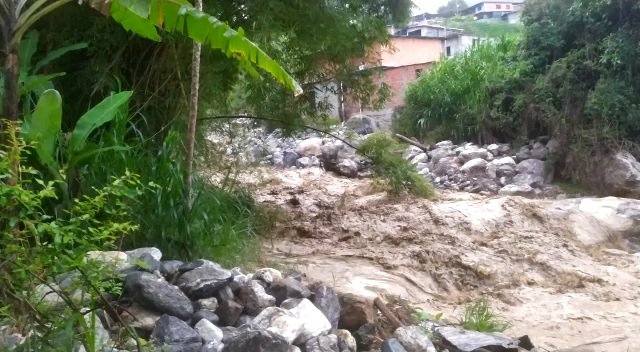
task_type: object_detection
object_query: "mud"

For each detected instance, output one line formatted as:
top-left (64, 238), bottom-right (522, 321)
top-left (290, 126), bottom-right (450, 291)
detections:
top-left (248, 168), bottom-right (640, 352)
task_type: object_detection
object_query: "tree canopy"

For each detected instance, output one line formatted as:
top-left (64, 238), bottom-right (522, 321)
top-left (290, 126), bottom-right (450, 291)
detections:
top-left (438, 0), bottom-right (468, 15)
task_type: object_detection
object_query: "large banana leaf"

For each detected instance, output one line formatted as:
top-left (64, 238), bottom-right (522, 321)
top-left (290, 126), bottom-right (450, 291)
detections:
top-left (102, 0), bottom-right (302, 96)
top-left (22, 89), bottom-right (62, 172)
top-left (68, 91), bottom-right (133, 153)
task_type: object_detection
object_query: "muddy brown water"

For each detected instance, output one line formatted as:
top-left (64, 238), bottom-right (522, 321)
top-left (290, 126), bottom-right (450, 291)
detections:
top-left (242, 168), bottom-right (640, 352)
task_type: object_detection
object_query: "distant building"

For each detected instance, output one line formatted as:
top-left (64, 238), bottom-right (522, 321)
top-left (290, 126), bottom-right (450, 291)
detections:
top-left (501, 10), bottom-right (523, 24)
top-left (463, 1), bottom-right (524, 21)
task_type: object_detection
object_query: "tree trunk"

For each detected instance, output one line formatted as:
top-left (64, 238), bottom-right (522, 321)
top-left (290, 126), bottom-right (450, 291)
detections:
top-left (184, 0), bottom-right (203, 205)
top-left (2, 50), bottom-right (21, 186)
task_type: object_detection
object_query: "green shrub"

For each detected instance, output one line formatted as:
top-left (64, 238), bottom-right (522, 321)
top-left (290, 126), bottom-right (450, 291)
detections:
top-left (358, 132), bottom-right (434, 198)
top-left (458, 297), bottom-right (511, 333)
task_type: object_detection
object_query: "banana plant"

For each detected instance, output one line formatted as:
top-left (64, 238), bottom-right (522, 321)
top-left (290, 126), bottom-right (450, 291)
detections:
top-left (21, 89), bottom-right (133, 201)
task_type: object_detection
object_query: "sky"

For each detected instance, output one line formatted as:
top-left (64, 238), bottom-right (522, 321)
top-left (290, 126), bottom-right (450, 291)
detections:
top-left (412, 0), bottom-right (455, 14)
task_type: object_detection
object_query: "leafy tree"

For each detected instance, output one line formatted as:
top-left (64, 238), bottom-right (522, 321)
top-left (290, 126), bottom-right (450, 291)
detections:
top-left (438, 0), bottom-right (468, 16)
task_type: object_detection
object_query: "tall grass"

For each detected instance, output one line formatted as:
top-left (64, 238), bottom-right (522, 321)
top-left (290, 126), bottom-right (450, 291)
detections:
top-left (458, 297), bottom-right (511, 333)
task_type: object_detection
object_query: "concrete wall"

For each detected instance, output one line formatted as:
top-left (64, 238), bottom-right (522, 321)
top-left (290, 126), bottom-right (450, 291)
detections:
top-left (375, 37), bottom-right (442, 68)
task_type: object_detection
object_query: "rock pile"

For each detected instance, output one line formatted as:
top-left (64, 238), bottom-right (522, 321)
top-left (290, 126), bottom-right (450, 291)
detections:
top-left (6, 247), bottom-right (541, 352)
top-left (404, 138), bottom-right (563, 198)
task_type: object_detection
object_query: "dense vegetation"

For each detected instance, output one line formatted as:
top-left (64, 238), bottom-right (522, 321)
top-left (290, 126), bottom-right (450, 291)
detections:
top-left (395, 0), bottom-right (640, 186)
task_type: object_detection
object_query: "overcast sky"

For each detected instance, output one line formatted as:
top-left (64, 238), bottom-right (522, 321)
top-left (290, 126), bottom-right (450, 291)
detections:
top-left (412, 0), bottom-right (455, 14)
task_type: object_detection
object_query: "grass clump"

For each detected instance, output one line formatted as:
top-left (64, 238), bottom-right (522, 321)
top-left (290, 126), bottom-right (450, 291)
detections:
top-left (358, 132), bottom-right (435, 198)
top-left (458, 297), bottom-right (512, 333)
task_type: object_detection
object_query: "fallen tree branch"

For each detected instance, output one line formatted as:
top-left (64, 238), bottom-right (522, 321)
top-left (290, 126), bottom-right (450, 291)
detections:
top-left (394, 133), bottom-right (430, 151)
top-left (374, 296), bottom-right (403, 330)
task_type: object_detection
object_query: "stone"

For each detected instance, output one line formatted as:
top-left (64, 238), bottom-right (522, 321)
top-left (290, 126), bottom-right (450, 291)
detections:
top-left (268, 277), bottom-right (311, 306)
top-left (216, 294), bottom-right (244, 327)
top-left (229, 274), bottom-right (251, 292)
top-left (195, 297), bottom-right (219, 312)
top-left (310, 285), bottom-right (341, 331)
top-left (429, 148), bottom-right (456, 165)
top-left (336, 329), bottom-right (357, 352)
top-left (160, 260), bottom-right (184, 278)
top-left (353, 323), bottom-right (377, 350)
top-left (337, 159), bottom-right (359, 178)
top-left (179, 259), bottom-right (218, 273)
top-left (345, 115), bottom-right (377, 135)
top-left (394, 326), bottom-right (436, 352)
top-left (546, 138), bottom-right (561, 156)
top-left (381, 338), bottom-right (408, 352)
top-left (176, 263), bottom-right (232, 300)
top-left (513, 173), bottom-right (545, 188)
top-left (284, 298), bottom-right (332, 344)
top-left (305, 334), bottom-right (340, 352)
top-left (85, 251), bottom-right (130, 272)
top-left (195, 319), bottom-right (224, 345)
top-left (432, 156), bottom-right (461, 177)
top-left (83, 311), bottom-right (110, 352)
top-left (515, 146), bottom-right (531, 161)
top-left (486, 157), bottom-right (517, 179)
top-left (126, 247), bottom-right (162, 262)
top-left (437, 326), bottom-right (519, 352)
top-left (602, 151), bottom-right (640, 197)
top-left (151, 315), bottom-right (202, 352)
top-left (487, 144), bottom-right (500, 156)
top-left (460, 158), bottom-right (488, 176)
top-left (499, 184), bottom-right (536, 198)
top-left (253, 268), bottom-right (283, 285)
top-left (498, 144), bottom-right (511, 155)
top-left (459, 148), bottom-right (489, 163)
top-left (223, 328), bottom-right (290, 352)
top-left (410, 153), bottom-right (428, 165)
top-left (120, 303), bottom-right (162, 331)
top-left (296, 138), bottom-right (324, 157)
top-left (283, 150), bottom-right (300, 167)
top-left (530, 142), bottom-right (548, 160)
top-left (297, 157), bottom-right (312, 168)
top-left (124, 271), bottom-right (193, 321)
top-left (133, 252), bottom-right (161, 273)
top-left (404, 146), bottom-right (423, 160)
top-left (338, 293), bottom-right (375, 331)
top-left (273, 152), bottom-right (285, 168)
top-left (239, 280), bottom-right (276, 315)
top-left (235, 315), bottom-right (253, 327)
top-left (31, 283), bottom-right (66, 310)
top-left (516, 158), bottom-right (553, 183)
top-left (193, 310), bottom-right (220, 326)
top-left (435, 140), bottom-right (454, 148)
top-left (251, 307), bottom-right (304, 344)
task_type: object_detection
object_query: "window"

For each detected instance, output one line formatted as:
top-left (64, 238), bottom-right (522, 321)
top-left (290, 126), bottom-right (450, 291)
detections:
top-left (496, 4), bottom-right (502, 9)
top-left (476, 5), bottom-right (482, 12)
top-left (446, 46), bottom-right (452, 57)
top-left (506, 4), bottom-right (511, 9)
top-left (415, 69), bottom-right (423, 78)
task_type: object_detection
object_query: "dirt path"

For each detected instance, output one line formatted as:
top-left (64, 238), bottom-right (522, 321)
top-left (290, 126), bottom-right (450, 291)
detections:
top-left (249, 168), bottom-right (640, 352)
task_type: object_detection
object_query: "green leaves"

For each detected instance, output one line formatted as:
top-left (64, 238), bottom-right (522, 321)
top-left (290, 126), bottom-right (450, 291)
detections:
top-left (106, 0), bottom-right (302, 95)
top-left (22, 89), bottom-right (62, 172)
top-left (69, 91), bottom-right (133, 153)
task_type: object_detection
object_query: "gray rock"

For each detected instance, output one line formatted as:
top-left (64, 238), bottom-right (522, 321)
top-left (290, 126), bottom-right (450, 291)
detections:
top-left (516, 158), bottom-right (553, 183)
top-left (85, 251), bottom-right (130, 272)
top-left (31, 283), bottom-right (66, 310)
top-left (160, 260), bottom-right (184, 277)
top-left (176, 263), bottom-right (232, 300)
top-left (530, 142), bottom-right (548, 160)
top-left (133, 252), bottom-right (161, 272)
top-left (311, 285), bottom-right (341, 331)
top-left (515, 146), bottom-right (531, 161)
top-left (283, 150), bottom-right (300, 167)
top-left (151, 315), bottom-right (202, 352)
top-left (353, 323), bottom-right (376, 350)
top-left (229, 274), bottom-right (251, 292)
top-left (336, 329), bottom-right (357, 352)
top-left (381, 338), bottom-right (408, 352)
top-left (546, 138), bottom-right (561, 156)
top-left (296, 157), bottom-right (312, 168)
top-left (193, 309), bottom-right (220, 326)
top-left (120, 303), bottom-right (162, 331)
top-left (337, 159), bottom-right (359, 178)
top-left (338, 293), bottom-right (375, 331)
top-left (513, 173), bottom-right (545, 188)
top-left (239, 280), bottom-right (276, 315)
top-left (345, 115), bottom-right (377, 135)
top-left (499, 184), bottom-right (536, 198)
top-left (459, 148), bottom-right (489, 162)
top-left (273, 151), bottom-right (285, 168)
top-left (124, 272), bottom-right (193, 320)
top-left (433, 156), bottom-right (461, 177)
top-left (195, 297), bottom-right (219, 312)
top-left (404, 146), bottom-right (423, 161)
top-left (126, 247), bottom-right (162, 262)
top-left (251, 307), bottom-right (304, 344)
top-left (460, 158), bottom-right (488, 176)
top-left (296, 138), bottom-right (324, 157)
top-left (179, 259), bottom-right (218, 273)
top-left (429, 148), bottom-right (456, 165)
top-left (284, 298), bottom-right (332, 344)
top-left (410, 153), bottom-right (428, 165)
top-left (223, 328), bottom-right (290, 352)
top-left (394, 326), bottom-right (436, 352)
top-left (253, 268), bottom-right (283, 285)
top-left (305, 334), bottom-right (340, 352)
top-left (486, 144), bottom-right (500, 156)
top-left (602, 151), bottom-right (640, 197)
top-left (216, 290), bottom-right (244, 327)
top-left (437, 326), bottom-right (519, 352)
top-left (268, 277), bottom-right (311, 306)
top-left (235, 315), bottom-right (253, 327)
top-left (195, 319), bottom-right (224, 345)
top-left (486, 157), bottom-right (517, 179)
top-left (435, 140), bottom-right (454, 148)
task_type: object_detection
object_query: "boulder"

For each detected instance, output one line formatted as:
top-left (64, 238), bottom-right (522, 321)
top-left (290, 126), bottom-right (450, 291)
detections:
top-left (253, 268), bottom-right (283, 285)
top-left (126, 247), bottom-right (162, 263)
top-left (435, 140), bottom-right (454, 148)
top-left (120, 303), bottom-right (162, 331)
top-left (268, 277), bottom-right (311, 306)
top-left (195, 319), bottom-right (224, 345)
top-left (530, 142), bottom-right (548, 160)
top-left (459, 148), bottom-right (489, 163)
top-left (381, 338), bottom-right (408, 352)
top-left (305, 334), bottom-right (340, 352)
top-left (437, 326), bottom-right (519, 352)
top-left (345, 115), bottom-right (377, 135)
top-left (393, 326), bottom-right (436, 352)
top-left (516, 159), bottom-right (553, 184)
top-left (251, 307), bottom-right (304, 344)
top-left (460, 158), bottom-right (489, 176)
top-left (602, 151), bottom-right (640, 197)
top-left (515, 146), bottom-right (531, 161)
top-left (337, 159), bottom-right (359, 178)
top-left (124, 272), bottom-right (193, 320)
top-left (223, 328), bottom-right (290, 352)
top-left (151, 315), bottom-right (202, 352)
top-left (176, 263), bottom-right (233, 300)
top-left (133, 252), bottom-right (161, 273)
top-left (31, 283), bottom-right (66, 310)
top-left (410, 153), bottom-right (428, 165)
top-left (193, 309), bottom-right (220, 326)
top-left (429, 148), bottom-right (456, 165)
top-left (512, 173), bottom-right (545, 188)
top-left (160, 260), bottom-right (184, 278)
top-left (235, 315), bottom-right (253, 327)
top-left (273, 152), bottom-right (285, 168)
top-left (296, 157), bottom-right (312, 168)
top-left (85, 251), bottom-right (130, 272)
top-left (283, 150), bottom-right (300, 168)
top-left (336, 330), bottom-right (357, 352)
top-left (310, 285), bottom-right (341, 330)
top-left (486, 157), bottom-right (517, 179)
top-left (238, 280), bottom-right (276, 315)
top-left (195, 297), bottom-right (219, 312)
top-left (499, 184), bottom-right (536, 198)
top-left (353, 323), bottom-right (376, 350)
top-left (433, 157), bottom-right (461, 177)
top-left (486, 144), bottom-right (500, 156)
top-left (338, 293), bottom-right (375, 331)
top-left (283, 299), bottom-right (332, 344)
top-left (404, 146), bottom-right (423, 161)
top-left (216, 288), bottom-right (244, 327)
top-left (296, 138), bottom-right (324, 157)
